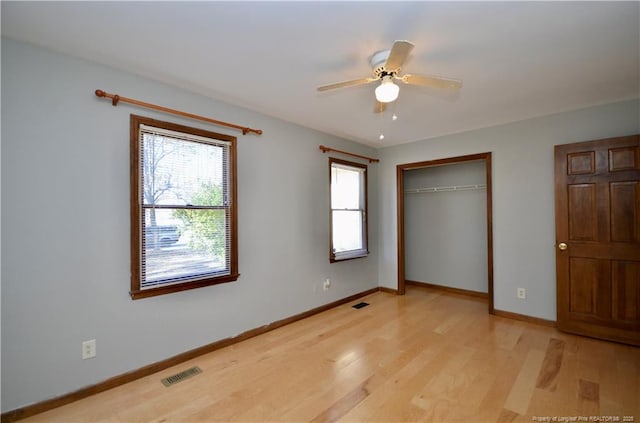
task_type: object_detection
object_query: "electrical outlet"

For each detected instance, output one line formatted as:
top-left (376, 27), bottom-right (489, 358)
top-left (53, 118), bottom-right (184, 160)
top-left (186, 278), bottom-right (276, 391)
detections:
top-left (323, 278), bottom-right (331, 291)
top-left (82, 339), bottom-right (96, 359)
top-left (517, 288), bottom-right (526, 299)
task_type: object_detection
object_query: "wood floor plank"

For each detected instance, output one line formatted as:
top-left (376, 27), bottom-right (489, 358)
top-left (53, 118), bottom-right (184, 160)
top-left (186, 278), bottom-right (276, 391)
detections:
top-left (615, 346), bottom-right (640, 414)
top-left (578, 379), bottom-right (601, 417)
top-left (336, 334), bottom-right (452, 422)
top-left (408, 345), bottom-right (478, 421)
top-left (500, 346), bottom-right (546, 415)
top-left (538, 340), bottom-right (580, 416)
top-left (496, 408), bottom-right (519, 423)
top-left (454, 348), bottom-right (501, 412)
top-left (578, 379), bottom-right (599, 401)
top-left (535, 338), bottom-right (566, 391)
top-left (15, 287), bottom-right (640, 423)
top-left (309, 376), bottom-right (372, 423)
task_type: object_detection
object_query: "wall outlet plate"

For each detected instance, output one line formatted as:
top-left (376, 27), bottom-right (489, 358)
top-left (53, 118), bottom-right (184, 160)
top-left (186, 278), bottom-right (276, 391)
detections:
top-left (517, 288), bottom-right (526, 299)
top-left (82, 339), bottom-right (96, 359)
top-left (323, 278), bottom-right (331, 291)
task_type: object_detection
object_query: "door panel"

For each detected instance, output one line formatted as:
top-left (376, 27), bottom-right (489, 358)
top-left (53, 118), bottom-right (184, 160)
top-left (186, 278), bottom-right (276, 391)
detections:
top-left (568, 257), bottom-right (598, 314)
top-left (612, 261), bottom-right (640, 321)
top-left (610, 181), bottom-right (638, 242)
top-left (568, 184), bottom-right (598, 241)
top-left (609, 146), bottom-right (639, 171)
top-left (555, 135), bottom-right (640, 345)
top-left (568, 151), bottom-right (596, 174)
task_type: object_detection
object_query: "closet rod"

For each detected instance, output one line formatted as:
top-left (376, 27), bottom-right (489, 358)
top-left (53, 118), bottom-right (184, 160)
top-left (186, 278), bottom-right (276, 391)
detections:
top-left (94, 89), bottom-right (263, 136)
top-left (319, 145), bottom-right (379, 163)
top-left (405, 184), bottom-right (486, 194)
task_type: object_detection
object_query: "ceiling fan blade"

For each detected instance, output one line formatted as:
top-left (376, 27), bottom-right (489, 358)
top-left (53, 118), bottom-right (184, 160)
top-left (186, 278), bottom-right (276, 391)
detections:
top-left (374, 101), bottom-right (387, 114)
top-left (384, 40), bottom-right (414, 72)
top-left (317, 77), bottom-right (377, 92)
top-left (399, 74), bottom-right (463, 89)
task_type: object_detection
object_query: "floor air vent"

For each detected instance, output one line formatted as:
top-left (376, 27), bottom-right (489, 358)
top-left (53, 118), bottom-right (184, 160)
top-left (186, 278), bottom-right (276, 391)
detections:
top-left (161, 366), bottom-right (202, 387)
top-left (352, 302), bottom-right (369, 309)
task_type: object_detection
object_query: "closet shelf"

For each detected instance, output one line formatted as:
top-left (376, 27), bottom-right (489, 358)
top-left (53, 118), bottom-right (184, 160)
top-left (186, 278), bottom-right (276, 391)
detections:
top-left (405, 184), bottom-right (487, 194)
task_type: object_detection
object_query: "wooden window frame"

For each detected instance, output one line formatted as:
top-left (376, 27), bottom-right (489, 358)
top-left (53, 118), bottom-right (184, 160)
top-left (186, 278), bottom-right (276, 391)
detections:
top-left (130, 115), bottom-right (239, 299)
top-left (329, 157), bottom-right (369, 263)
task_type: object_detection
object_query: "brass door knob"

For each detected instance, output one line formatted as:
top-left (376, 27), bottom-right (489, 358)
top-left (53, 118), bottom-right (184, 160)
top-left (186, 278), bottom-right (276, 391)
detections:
top-left (558, 242), bottom-right (568, 251)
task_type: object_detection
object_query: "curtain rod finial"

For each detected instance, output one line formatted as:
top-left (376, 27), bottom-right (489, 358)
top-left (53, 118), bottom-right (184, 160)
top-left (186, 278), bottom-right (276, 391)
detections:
top-left (95, 89), bottom-right (105, 97)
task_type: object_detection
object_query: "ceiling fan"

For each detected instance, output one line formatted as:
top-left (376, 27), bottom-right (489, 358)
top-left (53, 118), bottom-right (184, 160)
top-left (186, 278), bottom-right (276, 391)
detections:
top-left (317, 40), bottom-right (462, 112)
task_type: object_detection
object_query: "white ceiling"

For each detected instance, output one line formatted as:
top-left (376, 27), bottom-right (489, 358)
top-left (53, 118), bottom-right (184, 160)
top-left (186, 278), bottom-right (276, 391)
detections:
top-left (2, 1), bottom-right (639, 147)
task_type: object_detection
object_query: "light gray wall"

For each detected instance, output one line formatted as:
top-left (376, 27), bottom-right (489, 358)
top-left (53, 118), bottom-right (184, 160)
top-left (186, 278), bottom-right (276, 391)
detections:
top-left (0, 38), bottom-right (378, 411)
top-left (2, 35), bottom-right (639, 414)
top-left (404, 161), bottom-right (487, 293)
top-left (378, 98), bottom-right (640, 320)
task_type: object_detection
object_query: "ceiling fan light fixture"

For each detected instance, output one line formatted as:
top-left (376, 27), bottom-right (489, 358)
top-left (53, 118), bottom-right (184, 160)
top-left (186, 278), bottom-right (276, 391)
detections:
top-left (375, 76), bottom-right (399, 103)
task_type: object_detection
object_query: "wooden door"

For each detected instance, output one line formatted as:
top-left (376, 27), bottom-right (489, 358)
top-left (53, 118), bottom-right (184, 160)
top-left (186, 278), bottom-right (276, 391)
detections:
top-left (555, 135), bottom-right (639, 346)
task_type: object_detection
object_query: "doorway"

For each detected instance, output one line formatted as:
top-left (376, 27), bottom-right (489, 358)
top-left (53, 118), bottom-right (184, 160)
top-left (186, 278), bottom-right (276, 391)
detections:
top-left (396, 153), bottom-right (494, 313)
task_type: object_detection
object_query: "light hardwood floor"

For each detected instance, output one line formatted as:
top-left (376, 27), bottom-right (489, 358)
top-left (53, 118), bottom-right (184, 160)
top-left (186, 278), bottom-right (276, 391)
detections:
top-left (20, 287), bottom-right (640, 422)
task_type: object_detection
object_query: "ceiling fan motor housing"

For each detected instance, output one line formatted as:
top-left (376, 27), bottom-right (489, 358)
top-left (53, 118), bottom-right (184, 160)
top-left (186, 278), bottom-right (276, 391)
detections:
top-left (370, 49), bottom-right (391, 77)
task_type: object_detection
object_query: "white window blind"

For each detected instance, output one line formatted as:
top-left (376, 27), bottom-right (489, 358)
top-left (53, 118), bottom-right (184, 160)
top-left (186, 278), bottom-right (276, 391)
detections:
top-left (138, 124), bottom-right (233, 289)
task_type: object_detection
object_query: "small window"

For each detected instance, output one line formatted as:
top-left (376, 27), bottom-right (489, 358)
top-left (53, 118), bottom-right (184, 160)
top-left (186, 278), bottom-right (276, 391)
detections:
top-left (329, 158), bottom-right (368, 262)
top-left (130, 115), bottom-right (238, 299)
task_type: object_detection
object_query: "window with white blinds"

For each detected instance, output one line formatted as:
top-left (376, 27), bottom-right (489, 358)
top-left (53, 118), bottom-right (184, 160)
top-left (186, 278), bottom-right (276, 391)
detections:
top-left (130, 115), bottom-right (238, 299)
top-left (329, 158), bottom-right (368, 262)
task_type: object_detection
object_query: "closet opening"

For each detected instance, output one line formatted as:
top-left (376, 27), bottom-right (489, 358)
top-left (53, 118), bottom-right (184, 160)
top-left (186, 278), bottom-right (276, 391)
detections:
top-left (396, 153), bottom-right (494, 314)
